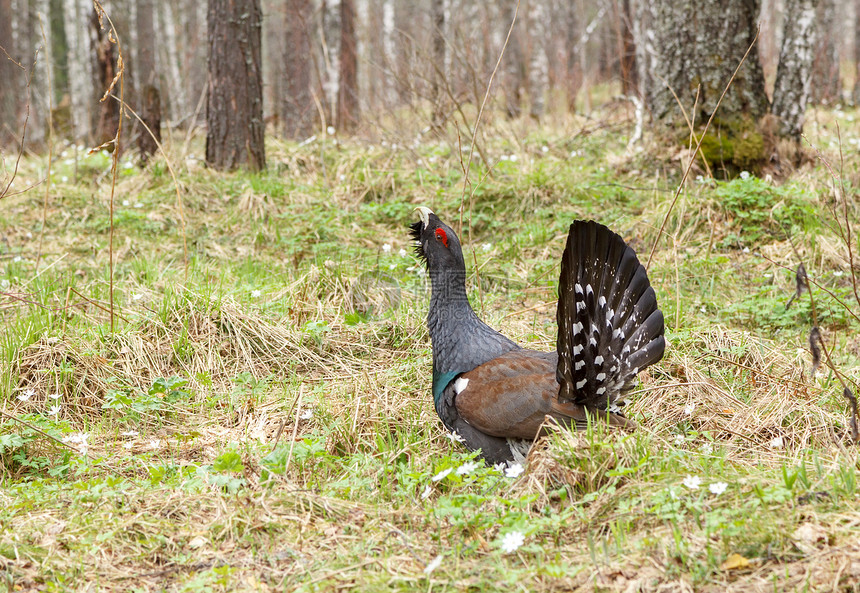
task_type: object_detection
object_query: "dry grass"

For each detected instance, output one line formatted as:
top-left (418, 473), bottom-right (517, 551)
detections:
top-left (3, 109), bottom-right (860, 591)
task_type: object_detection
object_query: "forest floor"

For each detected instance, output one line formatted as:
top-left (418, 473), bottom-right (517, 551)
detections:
top-left (2, 103), bottom-right (860, 592)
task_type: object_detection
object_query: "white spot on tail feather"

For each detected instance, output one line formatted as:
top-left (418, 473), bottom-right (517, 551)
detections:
top-left (589, 337), bottom-right (597, 346)
top-left (596, 373), bottom-right (606, 381)
top-left (573, 322), bottom-right (583, 335)
top-left (575, 379), bottom-right (587, 389)
top-left (576, 301), bottom-right (585, 312)
top-left (575, 283), bottom-right (583, 294)
top-left (586, 284), bottom-right (594, 296)
top-left (594, 356), bottom-right (604, 365)
top-left (596, 387), bottom-right (606, 395)
top-left (598, 295), bottom-right (606, 307)
top-left (575, 360), bottom-right (585, 370)
top-left (573, 345), bottom-right (583, 356)
top-left (454, 377), bottom-right (469, 394)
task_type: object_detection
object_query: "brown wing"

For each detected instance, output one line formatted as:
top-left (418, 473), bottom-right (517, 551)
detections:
top-left (454, 350), bottom-right (635, 439)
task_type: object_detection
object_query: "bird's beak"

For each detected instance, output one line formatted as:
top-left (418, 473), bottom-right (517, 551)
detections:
top-left (414, 206), bottom-right (433, 228)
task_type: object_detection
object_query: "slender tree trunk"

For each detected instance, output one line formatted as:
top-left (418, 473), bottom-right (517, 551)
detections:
top-left (205, 0), bottom-right (265, 171)
top-left (64, 0), bottom-right (94, 142)
top-left (854, 0), bottom-right (860, 103)
top-left (527, 0), bottom-right (548, 119)
top-left (617, 0), bottom-right (637, 95)
top-left (565, 0), bottom-right (581, 112)
top-left (322, 0), bottom-right (341, 126)
top-left (284, 0), bottom-right (314, 139)
top-left (91, 4), bottom-right (119, 145)
top-left (431, 0), bottom-right (446, 126)
top-left (337, 0), bottom-right (358, 131)
top-left (811, 0), bottom-right (840, 104)
top-left (136, 0), bottom-right (160, 159)
top-left (0, 0), bottom-right (18, 148)
top-left (772, 0), bottom-right (818, 140)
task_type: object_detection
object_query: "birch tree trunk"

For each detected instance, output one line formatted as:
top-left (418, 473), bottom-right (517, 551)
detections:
top-left (322, 0), bottom-right (341, 126)
top-left (205, 0), bottom-right (265, 171)
top-left (854, 0), bottom-right (860, 103)
top-left (63, 0), bottom-right (93, 143)
top-left (772, 0), bottom-right (818, 140)
top-left (527, 0), bottom-right (549, 119)
top-left (431, 0), bottom-right (446, 126)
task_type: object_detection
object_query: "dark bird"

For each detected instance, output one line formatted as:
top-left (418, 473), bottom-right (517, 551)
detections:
top-left (411, 207), bottom-right (665, 464)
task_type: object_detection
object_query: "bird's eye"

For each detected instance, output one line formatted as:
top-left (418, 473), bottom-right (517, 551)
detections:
top-left (435, 228), bottom-right (449, 247)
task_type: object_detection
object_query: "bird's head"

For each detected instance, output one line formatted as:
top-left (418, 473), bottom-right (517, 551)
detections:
top-left (410, 207), bottom-right (465, 273)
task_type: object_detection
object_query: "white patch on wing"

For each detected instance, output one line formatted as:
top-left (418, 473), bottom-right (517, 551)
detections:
top-left (454, 377), bottom-right (469, 394)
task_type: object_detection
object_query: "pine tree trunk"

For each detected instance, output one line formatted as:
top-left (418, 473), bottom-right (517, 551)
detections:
top-left (617, 0), bottom-right (637, 95)
top-left (337, 0), bottom-right (358, 131)
top-left (284, 0), bottom-right (314, 139)
top-left (811, 0), bottom-right (840, 104)
top-left (205, 0), bottom-right (266, 171)
top-left (431, 0), bottom-right (446, 126)
top-left (854, 0), bottom-right (860, 104)
top-left (91, 3), bottom-right (119, 145)
top-left (771, 0), bottom-right (818, 140)
top-left (0, 0), bottom-right (18, 148)
top-left (136, 0), bottom-right (160, 159)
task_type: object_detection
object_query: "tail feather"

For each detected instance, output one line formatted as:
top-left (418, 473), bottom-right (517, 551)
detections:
top-left (556, 220), bottom-right (665, 411)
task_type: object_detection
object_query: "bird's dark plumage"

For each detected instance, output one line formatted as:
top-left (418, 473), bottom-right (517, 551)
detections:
top-left (412, 208), bottom-right (664, 464)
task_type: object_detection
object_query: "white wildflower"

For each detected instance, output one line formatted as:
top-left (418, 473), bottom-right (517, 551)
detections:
top-left (673, 434), bottom-right (685, 446)
top-left (500, 531), bottom-right (525, 554)
top-left (700, 442), bottom-right (713, 455)
top-left (505, 463), bottom-right (524, 478)
top-left (132, 293), bottom-right (143, 301)
top-left (48, 405), bottom-right (61, 416)
top-left (134, 202), bottom-right (143, 208)
top-left (739, 171), bottom-right (750, 180)
top-left (456, 461), bottom-right (480, 476)
top-left (431, 468), bottom-right (453, 482)
top-left (682, 475), bottom-right (701, 490)
top-left (122, 199), bottom-right (130, 206)
top-left (684, 403), bottom-right (694, 416)
top-left (123, 442), bottom-right (134, 450)
top-left (769, 436), bottom-right (784, 449)
top-left (500, 154), bottom-right (509, 161)
top-left (18, 389), bottom-right (36, 402)
top-left (445, 431), bottom-right (465, 443)
top-left (398, 248), bottom-right (407, 257)
top-left (299, 409), bottom-right (313, 420)
top-left (120, 430), bottom-right (139, 437)
top-left (251, 289), bottom-right (261, 298)
top-left (709, 481), bottom-right (728, 495)
top-left (382, 243), bottom-right (391, 253)
top-left (149, 438), bottom-right (161, 449)
top-left (424, 554), bottom-right (443, 574)
top-left (49, 393), bottom-right (61, 400)
top-left (482, 243), bottom-right (492, 252)
top-left (326, 126), bottom-right (336, 135)
top-left (509, 154), bottom-right (518, 162)
top-left (541, 145), bottom-right (549, 153)
top-left (421, 485), bottom-right (432, 500)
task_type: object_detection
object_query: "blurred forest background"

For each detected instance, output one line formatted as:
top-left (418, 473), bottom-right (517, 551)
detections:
top-left (0, 0), bottom-right (856, 171)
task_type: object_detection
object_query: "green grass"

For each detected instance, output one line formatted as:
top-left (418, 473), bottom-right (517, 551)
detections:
top-left (2, 107), bottom-right (860, 591)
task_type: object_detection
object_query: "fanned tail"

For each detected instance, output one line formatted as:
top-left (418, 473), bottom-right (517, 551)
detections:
top-left (556, 220), bottom-right (665, 412)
